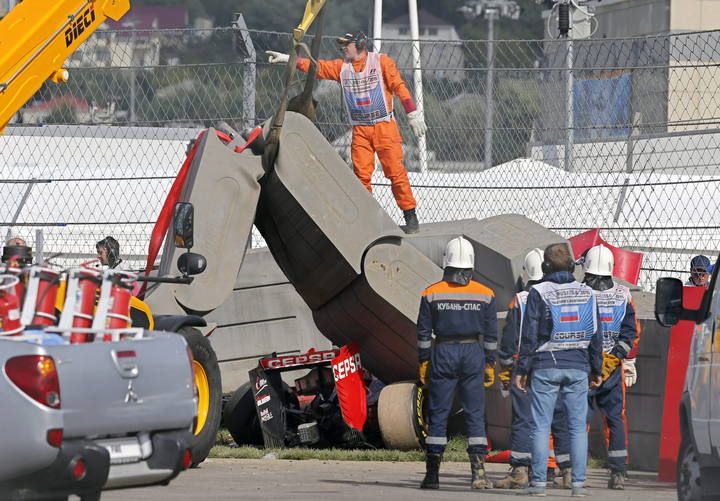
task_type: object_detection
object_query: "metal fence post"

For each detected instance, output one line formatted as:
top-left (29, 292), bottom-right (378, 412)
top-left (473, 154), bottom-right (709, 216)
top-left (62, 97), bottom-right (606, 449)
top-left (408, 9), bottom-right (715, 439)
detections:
top-left (564, 19), bottom-right (574, 172)
top-left (408, 0), bottom-right (428, 173)
top-left (233, 14), bottom-right (257, 130)
top-left (373, 0), bottom-right (383, 52)
top-left (485, 9), bottom-right (497, 169)
top-left (35, 228), bottom-right (44, 265)
top-left (614, 112), bottom-right (642, 223)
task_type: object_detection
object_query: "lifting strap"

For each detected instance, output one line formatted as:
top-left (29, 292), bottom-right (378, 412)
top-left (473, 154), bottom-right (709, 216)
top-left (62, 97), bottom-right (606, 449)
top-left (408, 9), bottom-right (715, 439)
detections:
top-left (263, 0), bottom-right (327, 169)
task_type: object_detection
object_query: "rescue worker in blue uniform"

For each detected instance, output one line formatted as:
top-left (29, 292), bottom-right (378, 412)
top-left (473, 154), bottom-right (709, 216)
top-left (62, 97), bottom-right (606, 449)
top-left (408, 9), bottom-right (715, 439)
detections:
top-left (417, 236), bottom-right (498, 490)
top-left (515, 243), bottom-right (603, 497)
top-left (496, 248), bottom-right (573, 490)
top-left (582, 244), bottom-right (639, 490)
top-left (686, 254), bottom-right (711, 287)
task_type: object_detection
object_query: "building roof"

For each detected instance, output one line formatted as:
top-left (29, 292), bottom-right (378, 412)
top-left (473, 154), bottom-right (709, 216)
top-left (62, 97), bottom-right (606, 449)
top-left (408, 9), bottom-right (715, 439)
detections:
top-left (28, 95), bottom-right (89, 112)
top-left (104, 5), bottom-right (188, 30)
top-left (386, 8), bottom-right (452, 27)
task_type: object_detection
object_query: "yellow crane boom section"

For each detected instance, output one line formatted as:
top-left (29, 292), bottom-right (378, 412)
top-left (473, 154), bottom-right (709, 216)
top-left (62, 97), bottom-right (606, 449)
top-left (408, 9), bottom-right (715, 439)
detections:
top-left (0, 0), bottom-right (130, 133)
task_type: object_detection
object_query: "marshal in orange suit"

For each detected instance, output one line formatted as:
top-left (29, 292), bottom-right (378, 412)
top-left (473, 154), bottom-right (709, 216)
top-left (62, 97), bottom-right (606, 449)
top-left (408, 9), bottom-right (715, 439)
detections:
top-left (267, 31), bottom-right (426, 233)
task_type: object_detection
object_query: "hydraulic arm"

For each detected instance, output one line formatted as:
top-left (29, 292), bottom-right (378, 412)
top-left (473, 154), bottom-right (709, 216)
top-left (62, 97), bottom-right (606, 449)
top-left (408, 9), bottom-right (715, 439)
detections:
top-left (0, 0), bottom-right (130, 133)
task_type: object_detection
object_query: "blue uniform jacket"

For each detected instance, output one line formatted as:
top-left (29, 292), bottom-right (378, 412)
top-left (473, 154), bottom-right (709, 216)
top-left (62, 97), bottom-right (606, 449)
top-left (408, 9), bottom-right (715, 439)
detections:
top-left (595, 283), bottom-right (639, 359)
top-left (416, 279), bottom-right (498, 363)
top-left (497, 292), bottom-right (526, 368)
top-left (517, 271), bottom-right (603, 376)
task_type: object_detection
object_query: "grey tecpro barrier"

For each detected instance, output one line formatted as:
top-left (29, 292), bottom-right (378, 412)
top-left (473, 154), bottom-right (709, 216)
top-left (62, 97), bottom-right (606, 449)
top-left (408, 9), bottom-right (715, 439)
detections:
top-left (205, 248), bottom-right (332, 393)
top-left (313, 238), bottom-right (442, 382)
top-left (145, 128), bottom-right (265, 316)
top-left (403, 216), bottom-right (569, 311)
top-left (255, 112), bottom-right (404, 309)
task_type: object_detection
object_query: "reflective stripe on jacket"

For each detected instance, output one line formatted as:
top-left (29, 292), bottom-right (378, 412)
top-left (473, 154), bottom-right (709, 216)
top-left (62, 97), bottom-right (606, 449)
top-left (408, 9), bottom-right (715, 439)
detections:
top-left (417, 279), bottom-right (498, 362)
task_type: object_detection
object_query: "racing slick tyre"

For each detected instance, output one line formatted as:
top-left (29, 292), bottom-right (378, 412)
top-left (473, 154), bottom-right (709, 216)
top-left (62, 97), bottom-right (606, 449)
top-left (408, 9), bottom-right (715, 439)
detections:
top-left (223, 381), bottom-right (299, 447)
top-left (222, 382), bottom-right (263, 446)
top-left (377, 382), bottom-right (426, 450)
top-left (179, 327), bottom-right (222, 467)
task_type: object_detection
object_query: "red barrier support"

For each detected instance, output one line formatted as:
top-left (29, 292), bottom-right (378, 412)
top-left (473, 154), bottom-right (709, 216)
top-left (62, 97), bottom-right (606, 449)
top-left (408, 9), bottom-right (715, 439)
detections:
top-left (657, 285), bottom-right (705, 482)
top-left (485, 450), bottom-right (510, 463)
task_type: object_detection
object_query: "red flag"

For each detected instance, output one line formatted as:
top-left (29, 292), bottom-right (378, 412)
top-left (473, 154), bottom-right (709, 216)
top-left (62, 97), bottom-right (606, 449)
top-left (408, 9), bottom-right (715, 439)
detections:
top-left (568, 228), bottom-right (643, 285)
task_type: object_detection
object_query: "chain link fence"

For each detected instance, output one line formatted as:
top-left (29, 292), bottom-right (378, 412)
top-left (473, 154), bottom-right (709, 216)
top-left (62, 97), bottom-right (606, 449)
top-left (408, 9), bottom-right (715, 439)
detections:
top-left (1, 26), bottom-right (720, 290)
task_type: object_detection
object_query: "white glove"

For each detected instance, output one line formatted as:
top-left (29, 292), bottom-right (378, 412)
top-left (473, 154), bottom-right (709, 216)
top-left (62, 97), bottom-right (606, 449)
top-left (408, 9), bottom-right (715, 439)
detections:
top-left (407, 110), bottom-right (427, 138)
top-left (623, 358), bottom-right (637, 388)
top-left (266, 50), bottom-right (289, 65)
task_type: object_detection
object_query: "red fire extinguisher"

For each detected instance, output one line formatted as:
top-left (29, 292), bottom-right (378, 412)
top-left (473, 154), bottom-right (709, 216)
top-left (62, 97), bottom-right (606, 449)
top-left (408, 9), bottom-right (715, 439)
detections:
top-left (34, 269), bottom-right (59, 326)
top-left (70, 269), bottom-right (101, 343)
top-left (1, 265), bottom-right (25, 308)
top-left (107, 282), bottom-right (132, 328)
top-left (0, 274), bottom-right (23, 336)
top-left (21, 268), bottom-right (60, 327)
top-left (101, 272), bottom-right (134, 341)
top-left (90, 270), bottom-right (136, 341)
top-left (100, 279), bottom-right (133, 341)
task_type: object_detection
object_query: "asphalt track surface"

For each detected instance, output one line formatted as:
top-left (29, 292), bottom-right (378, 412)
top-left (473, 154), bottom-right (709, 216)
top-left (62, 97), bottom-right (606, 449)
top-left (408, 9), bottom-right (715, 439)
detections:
top-left (99, 458), bottom-right (677, 500)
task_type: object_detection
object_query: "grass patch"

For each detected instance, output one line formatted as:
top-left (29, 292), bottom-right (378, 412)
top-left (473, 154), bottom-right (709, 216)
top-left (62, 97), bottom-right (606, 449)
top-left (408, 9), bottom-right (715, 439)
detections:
top-left (210, 435), bottom-right (471, 462)
top-left (211, 431), bottom-right (609, 467)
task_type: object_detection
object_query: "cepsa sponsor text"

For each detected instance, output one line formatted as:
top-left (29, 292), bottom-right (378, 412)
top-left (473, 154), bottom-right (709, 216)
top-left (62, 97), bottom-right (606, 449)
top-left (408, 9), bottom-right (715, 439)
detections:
top-left (262, 351), bottom-right (336, 369)
top-left (333, 353), bottom-right (362, 382)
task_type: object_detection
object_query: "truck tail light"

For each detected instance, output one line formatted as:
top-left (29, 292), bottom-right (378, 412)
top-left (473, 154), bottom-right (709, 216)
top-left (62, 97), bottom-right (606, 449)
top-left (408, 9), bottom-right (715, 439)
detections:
top-left (46, 428), bottom-right (63, 448)
top-left (182, 448), bottom-right (192, 470)
top-left (5, 355), bottom-right (61, 409)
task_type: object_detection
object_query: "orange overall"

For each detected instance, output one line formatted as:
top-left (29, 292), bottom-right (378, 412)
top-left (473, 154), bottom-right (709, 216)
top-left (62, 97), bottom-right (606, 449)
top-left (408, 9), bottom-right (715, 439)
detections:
top-left (297, 54), bottom-right (417, 211)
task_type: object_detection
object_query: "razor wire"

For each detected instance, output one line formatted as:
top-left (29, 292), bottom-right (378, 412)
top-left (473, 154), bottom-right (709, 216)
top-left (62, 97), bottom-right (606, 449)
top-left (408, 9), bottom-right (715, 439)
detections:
top-left (1, 26), bottom-right (720, 290)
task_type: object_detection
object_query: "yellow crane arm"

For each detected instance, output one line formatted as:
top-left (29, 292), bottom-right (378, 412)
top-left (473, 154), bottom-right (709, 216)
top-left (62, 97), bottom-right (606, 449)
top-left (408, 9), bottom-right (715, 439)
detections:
top-left (293, 0), bottom-right (326, 42)
top-left (0, 0), bottom-right (130, 134)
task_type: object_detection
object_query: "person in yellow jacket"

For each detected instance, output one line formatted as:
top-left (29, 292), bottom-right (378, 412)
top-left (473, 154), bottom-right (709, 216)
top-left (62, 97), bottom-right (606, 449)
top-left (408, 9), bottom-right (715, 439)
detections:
top-left (267, 31), bottom-right (426, 233)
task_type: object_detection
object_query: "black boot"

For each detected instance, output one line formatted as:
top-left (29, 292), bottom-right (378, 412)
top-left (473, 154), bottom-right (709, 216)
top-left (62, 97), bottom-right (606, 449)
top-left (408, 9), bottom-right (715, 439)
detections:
top-left (420, 453), bottom-right (441, 489)
top-left (403, 209), bottom-right (419, 234)
top-left (469, 453), bottom-right (492, 489)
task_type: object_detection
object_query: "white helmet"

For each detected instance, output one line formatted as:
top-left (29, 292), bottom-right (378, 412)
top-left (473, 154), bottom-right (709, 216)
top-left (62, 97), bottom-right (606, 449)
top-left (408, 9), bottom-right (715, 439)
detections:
top-left (443, 236), bottom-right (474, 269)
top-left (523, 248), bottom-right (544, 282)
top-left (584, 244), bottom-right (614, 276)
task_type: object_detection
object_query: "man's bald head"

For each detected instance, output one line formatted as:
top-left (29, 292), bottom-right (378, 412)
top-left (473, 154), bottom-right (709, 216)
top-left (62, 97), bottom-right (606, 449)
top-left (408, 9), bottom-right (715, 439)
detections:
top-left (6, 237), bottom-right (26, 247)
